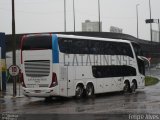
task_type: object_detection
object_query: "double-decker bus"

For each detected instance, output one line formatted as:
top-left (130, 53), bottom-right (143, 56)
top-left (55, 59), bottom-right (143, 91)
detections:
top-left (20, 34), bottom-right (146, 98)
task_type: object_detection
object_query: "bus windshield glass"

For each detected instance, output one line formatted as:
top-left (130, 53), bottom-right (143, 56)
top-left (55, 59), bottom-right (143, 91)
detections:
top-left (22, 36), bottom-right (52, 50)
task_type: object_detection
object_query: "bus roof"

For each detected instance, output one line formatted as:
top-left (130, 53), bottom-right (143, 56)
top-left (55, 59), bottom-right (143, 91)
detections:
top-left (25, 33), bottom-right (131, 44)
top-left (56, 34), bottom-right (131, 44)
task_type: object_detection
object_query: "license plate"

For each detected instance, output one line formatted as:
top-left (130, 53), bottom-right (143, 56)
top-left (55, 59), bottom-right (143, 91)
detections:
top-left (27, 84), bottom-right (35, 88)
top-left (34, 90), bottom-right (41, 93)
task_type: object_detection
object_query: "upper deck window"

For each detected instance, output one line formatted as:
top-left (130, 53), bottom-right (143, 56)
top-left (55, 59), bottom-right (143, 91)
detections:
top-left (22, 36), bottom-right (52, 50)
top-left (58, 38), bottom-right (134, 58)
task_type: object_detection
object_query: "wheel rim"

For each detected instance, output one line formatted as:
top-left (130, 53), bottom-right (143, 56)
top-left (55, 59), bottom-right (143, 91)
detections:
top-left (76, 86), bottom-right (83, 97)
top-left (87, 87), bottom-right (92, 96)
top-left (131, 83), bottom-right (136, 92)
top-left (124, 83), bottom-right (129, 92)
top-left (86, 85), bottom-right (94, 96)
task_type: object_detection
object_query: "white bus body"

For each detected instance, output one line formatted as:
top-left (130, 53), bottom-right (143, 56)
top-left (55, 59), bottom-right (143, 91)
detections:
top-left (20, 34), bottom-right (145, 98)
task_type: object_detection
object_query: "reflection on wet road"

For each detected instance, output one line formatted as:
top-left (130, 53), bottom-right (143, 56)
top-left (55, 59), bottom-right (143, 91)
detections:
top-left (1, 85), bottom-right (160, 114)
top-left (1, 69), bottom-right (160, 116)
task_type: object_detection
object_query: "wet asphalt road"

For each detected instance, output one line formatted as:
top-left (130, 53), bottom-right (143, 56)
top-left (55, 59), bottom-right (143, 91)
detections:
top-left (0, 69), bottom-right (160, 120)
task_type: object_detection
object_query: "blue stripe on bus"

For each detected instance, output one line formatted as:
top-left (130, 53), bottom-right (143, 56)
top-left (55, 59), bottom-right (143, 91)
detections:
top-left (52, 34), bottom-right (59, 63)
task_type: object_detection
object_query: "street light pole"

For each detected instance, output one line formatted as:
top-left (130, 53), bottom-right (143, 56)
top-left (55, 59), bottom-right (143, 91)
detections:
top-left (64, 0), bottom-right (66, 32)
top-left (12, 0), bottom-right (17, 97)
top-left (98, 0), bottom-right (101, 32)
top-left (158, 19), bottom-right (160, 43)
top-left (136, 4), bottom-right (140, 39)
top-left (73, 0), bottom-right (75, 32)
top-left (149, 0), bottom-right (152, 42)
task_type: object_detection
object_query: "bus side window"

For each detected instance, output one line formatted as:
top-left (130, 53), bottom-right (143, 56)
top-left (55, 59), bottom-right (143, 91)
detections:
top-left (89, 40), bottom-right (100, 54)
top-left (132, 42), bottom-right (143, 57)
top-left (59, 39), bottom-right (73, 53)
top-left (120, 43), bottom-right (134, 58)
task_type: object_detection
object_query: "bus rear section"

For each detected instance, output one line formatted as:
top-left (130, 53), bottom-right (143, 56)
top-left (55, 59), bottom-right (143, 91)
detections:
top-left (20, 34), bottom-right (59, 97)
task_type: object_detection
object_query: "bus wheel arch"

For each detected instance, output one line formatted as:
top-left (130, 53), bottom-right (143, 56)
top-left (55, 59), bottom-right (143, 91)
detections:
top-left (85, 82), bottom-right (94, 98)
top-left (123, 80), bottom-right (130, 93)
top-left (75, 83), bottom-right (84, 99)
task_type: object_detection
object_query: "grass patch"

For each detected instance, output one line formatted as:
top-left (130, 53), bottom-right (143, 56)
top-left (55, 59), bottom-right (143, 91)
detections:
top-left (145, 76), bottom-right (159, 86)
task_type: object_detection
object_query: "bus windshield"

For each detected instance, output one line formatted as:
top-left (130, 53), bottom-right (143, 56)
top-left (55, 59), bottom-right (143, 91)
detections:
top-left (22, 36), bottom-right (52, 50)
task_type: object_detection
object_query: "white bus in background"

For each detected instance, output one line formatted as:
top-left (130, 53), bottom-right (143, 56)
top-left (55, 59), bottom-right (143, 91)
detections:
top-left (20, 34), bottom-right (146, 99)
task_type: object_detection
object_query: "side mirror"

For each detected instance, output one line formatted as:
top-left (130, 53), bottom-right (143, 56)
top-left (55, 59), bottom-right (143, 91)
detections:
top-left (138, 56), bottom-right (150, 67)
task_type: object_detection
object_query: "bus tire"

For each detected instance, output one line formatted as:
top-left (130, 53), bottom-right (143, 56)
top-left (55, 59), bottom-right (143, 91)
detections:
top-left (45, 96), bottom-right (52, 102)
top-left (86, 83), bottom-right (94, 98)
top-left (123, 81), bottom-right (130, 93)
top-left (75, 84), bottom-right (84, 99)
top-left (131, 81), bottom-right (137, 93)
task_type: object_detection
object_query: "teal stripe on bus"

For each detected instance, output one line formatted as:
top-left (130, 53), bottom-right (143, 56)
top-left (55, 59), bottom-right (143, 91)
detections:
top-left (52, 34), bottom-right (59, 63)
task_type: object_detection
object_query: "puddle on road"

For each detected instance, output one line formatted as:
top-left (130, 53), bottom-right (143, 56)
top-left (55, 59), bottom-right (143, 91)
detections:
top-left (0, 99), bottom-right (5, 103)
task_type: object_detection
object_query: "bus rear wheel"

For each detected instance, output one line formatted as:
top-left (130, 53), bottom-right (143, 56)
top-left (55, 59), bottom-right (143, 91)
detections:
top-left (75, 84), bottom-right (84, 99)
top-left (45, 96), bottom-right (52, 102)
top-left (86, 84), bottom-right (94, 98)
top-left (123, 81), bottom-right (130, 93)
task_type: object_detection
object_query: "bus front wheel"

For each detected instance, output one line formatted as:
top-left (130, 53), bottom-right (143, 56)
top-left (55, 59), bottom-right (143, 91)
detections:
top-left (86, 83), bottom-right (94, 98)
top-left (131, 81), bottom-right (137, 93)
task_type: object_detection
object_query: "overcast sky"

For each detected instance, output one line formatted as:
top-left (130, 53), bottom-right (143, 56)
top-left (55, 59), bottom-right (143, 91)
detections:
top-left (0, 0), bottom-right (160, 40)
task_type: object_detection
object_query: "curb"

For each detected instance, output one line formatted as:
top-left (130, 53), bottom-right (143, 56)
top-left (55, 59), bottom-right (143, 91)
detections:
top-left (0, 95), bottom-right (25, 99)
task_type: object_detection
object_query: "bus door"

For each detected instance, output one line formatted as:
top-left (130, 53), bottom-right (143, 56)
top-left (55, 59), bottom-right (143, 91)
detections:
top-left (67, 66), bottom-right (75, 96)
top-left (59, 66), bottom-right (75, 97)
top-left (59, 66), bottom-right (67, 96)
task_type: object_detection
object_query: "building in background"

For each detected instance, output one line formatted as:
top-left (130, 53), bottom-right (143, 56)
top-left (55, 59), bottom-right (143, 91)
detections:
top-left (82, 20), bottom-right (102, 32)
top-left (152, 30), bottom-right (159, 42)
top-left (110, 26), bottom-right (123, 33)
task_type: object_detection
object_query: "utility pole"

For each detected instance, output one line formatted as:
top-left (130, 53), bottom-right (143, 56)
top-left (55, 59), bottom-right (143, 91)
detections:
top-left (158, 19), bottom-right (160, 43)
top-left (98, 0), bottom-right (101, 32)
top-left (136, 4), bottom-right (140, 39)
top-left (64, 0), bottom-right (66, 32)
top-left (149, 0), bottom-right (152, 42)
top-left (12, 0), bottom-right (17, 97)
top-left (73, 0), bottom-right (75, 32)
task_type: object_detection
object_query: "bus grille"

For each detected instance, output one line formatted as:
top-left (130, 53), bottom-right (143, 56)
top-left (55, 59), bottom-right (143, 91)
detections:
top-left (24, 60), bottom-right (50, 77)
